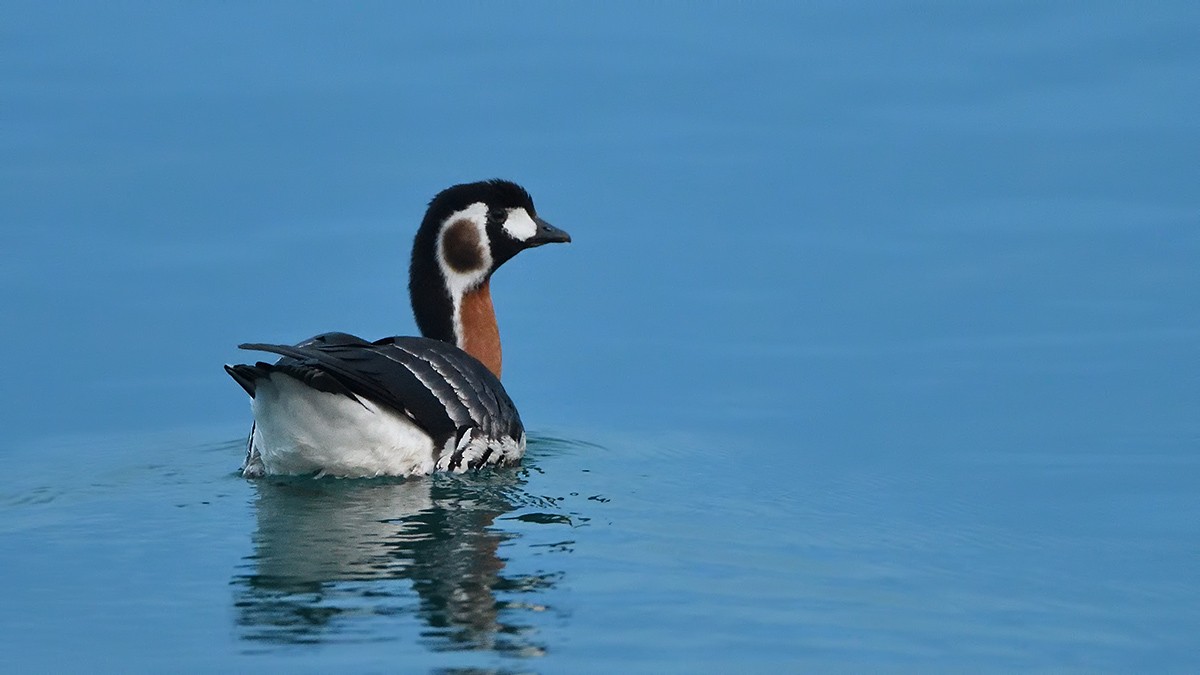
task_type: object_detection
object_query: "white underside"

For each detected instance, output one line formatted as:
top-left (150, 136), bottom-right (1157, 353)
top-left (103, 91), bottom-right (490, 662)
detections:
top-left (247, 373), bottom-right (527, 478)
top-left (251, 373), bottom-right (440, 478)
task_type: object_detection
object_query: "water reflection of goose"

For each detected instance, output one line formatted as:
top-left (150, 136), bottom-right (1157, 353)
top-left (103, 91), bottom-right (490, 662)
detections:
top-left (225, 180), bottom-right (570, 478)
top-left (232, 467), bottom-right (558, 655)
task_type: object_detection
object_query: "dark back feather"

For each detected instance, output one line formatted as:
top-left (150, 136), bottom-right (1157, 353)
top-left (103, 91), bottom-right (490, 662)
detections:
top-left (228, 333), bottom-right (524, 451)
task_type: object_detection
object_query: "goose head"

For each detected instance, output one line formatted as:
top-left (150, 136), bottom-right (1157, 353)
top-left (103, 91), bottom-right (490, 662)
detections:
top-left (409, 179), bottom-right (570, 377)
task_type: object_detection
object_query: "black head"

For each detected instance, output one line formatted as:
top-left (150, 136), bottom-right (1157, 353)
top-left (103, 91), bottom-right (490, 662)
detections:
top-left (409, 179), bottom-right (570, 343)
top-left (423, 179), bottom-right (570, 267)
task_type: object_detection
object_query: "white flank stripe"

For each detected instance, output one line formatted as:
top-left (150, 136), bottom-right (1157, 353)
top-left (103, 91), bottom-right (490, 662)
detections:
top-left (393, 346), bottom-right (481, 425)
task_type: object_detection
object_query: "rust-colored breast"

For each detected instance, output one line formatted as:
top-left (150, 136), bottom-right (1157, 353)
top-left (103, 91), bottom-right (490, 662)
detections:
top-left (460, 280), bottom-right (502, 378)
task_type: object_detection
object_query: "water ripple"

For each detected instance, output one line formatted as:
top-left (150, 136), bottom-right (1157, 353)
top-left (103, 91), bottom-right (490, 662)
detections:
top-left (229, 432), bottom-right (600, 657)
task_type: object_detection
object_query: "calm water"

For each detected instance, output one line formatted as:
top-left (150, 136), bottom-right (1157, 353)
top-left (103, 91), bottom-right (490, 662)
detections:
top-left (3, 2), bottom-right (1198, 671)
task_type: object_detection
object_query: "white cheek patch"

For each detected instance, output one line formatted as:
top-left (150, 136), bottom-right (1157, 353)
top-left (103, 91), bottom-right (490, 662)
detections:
top-left (436, 204), bottom-right (491, 280)
top-left (435, 203), bottom-right (492, 347)
top-left (502, 207), bottom-right (538, 242)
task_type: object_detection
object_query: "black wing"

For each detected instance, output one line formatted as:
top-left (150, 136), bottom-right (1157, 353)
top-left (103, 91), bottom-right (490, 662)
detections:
top-left (225, 332), bottom-right (524, 451)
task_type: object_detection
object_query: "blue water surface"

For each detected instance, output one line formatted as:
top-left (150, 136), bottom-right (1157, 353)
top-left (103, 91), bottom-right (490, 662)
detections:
top-left (2, 2), bottom-right (1198, 672)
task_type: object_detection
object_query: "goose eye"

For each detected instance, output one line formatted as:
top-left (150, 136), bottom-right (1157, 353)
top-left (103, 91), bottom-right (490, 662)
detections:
top-left (487, 207), bottom-right (507, 225)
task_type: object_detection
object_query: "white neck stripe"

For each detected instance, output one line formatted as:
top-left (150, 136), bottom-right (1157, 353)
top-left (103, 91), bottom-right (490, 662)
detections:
top-left (434, 203), bottom-right (491, 348)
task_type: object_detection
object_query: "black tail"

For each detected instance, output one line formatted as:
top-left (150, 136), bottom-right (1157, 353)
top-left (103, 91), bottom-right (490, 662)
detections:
top-left (224, 363), bottom-right (269, 397)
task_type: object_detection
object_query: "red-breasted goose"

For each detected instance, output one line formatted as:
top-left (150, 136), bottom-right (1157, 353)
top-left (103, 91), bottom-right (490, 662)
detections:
top-left (225, 180), bottom-right (570, 478)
